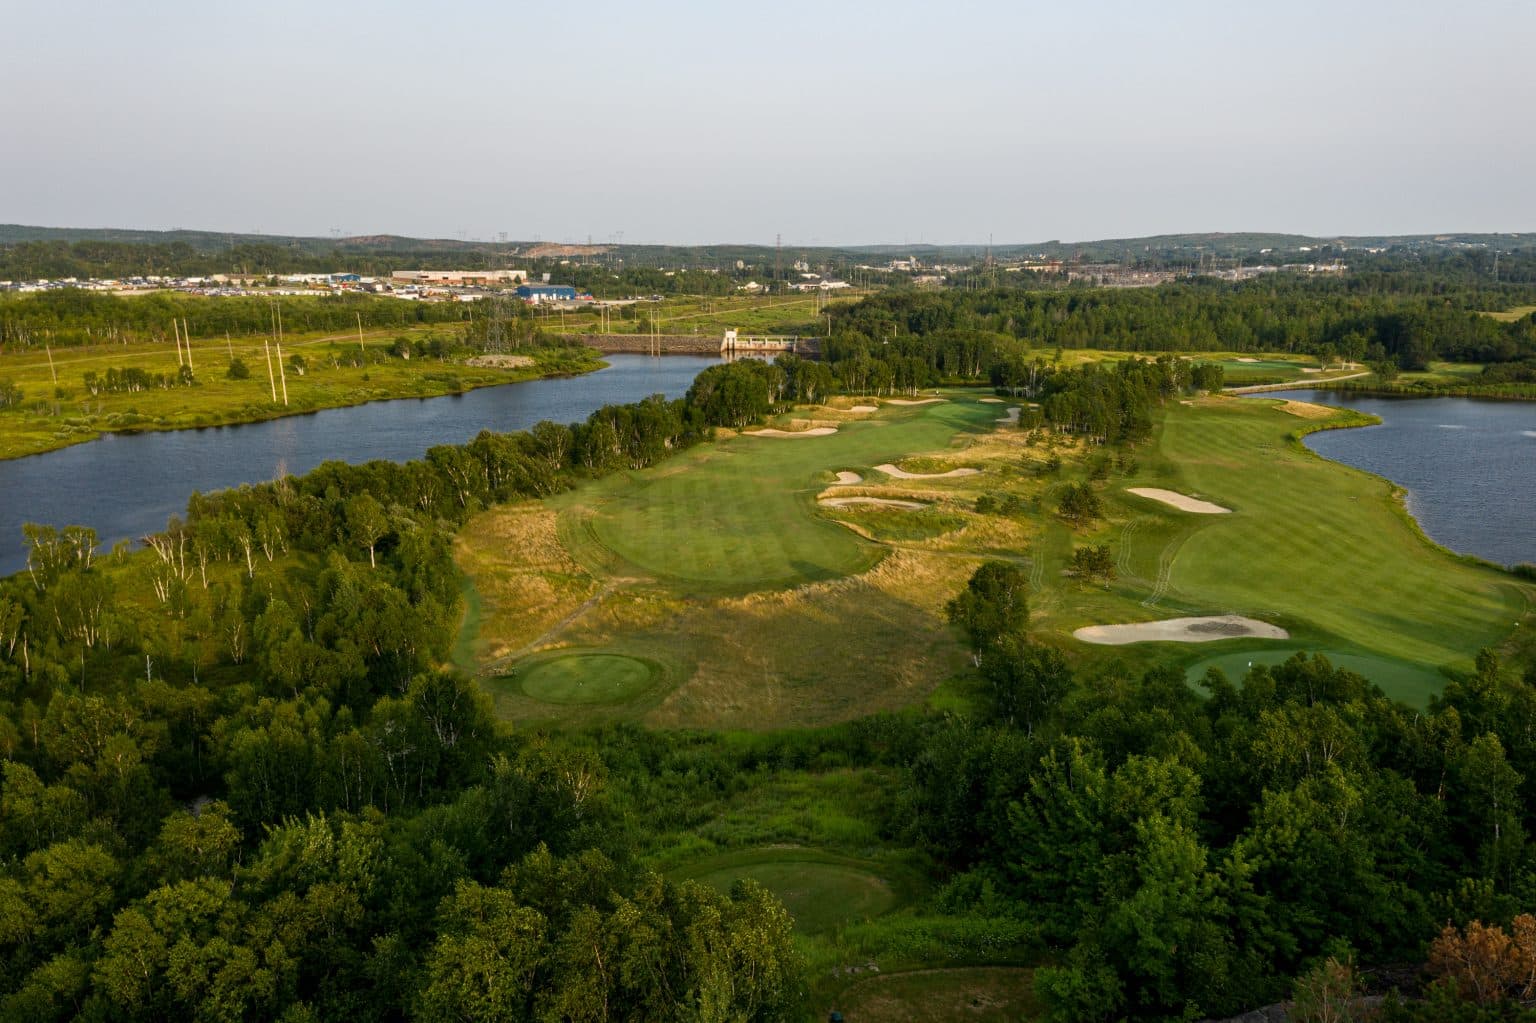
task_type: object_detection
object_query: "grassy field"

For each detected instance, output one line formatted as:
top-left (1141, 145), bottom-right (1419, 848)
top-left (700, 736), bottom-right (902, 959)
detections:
top-left (0, 327), bottom-right (599, 459)
top-left (1481, 304), bottom-right (1536, 323)
top-left (456, 387), bottom-right (1532, 725)
top-left (540, 293), bottom-right (861, 339)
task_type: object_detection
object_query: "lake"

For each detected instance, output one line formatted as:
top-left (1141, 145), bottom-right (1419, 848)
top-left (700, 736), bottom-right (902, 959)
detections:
top-left (0, 354), bottom-right (719, 578)
top-left (1262, 389), bottom-right (1536, 568)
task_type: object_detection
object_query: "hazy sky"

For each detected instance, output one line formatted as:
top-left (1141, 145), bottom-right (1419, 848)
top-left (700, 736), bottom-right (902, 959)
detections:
top-left (3, 0), bottom-right (1533, 245)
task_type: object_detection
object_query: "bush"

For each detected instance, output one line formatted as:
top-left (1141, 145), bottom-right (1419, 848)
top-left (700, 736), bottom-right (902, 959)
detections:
top-left (226, 358), bottom-right (251, 380)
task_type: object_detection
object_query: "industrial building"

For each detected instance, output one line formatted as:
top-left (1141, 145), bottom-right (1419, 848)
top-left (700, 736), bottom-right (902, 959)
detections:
top-left (515, 284), bottom-right (580, 303)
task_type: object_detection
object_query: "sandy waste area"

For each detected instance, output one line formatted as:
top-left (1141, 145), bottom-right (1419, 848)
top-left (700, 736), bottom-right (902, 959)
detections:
top-left (1127, 487), bottom-right (1231, 514)
top-left (820, 496), bottom-right (927, 510)
top-left (747, 426), bottom-right (838, 437)
top-left (1075, 615), bottom-right (1289, 645)
top-left (876, 463), bottom-right (980, 480)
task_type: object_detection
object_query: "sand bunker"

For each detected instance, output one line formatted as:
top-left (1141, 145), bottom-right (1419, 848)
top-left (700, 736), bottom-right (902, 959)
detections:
top-left (885, 398), bottom-right (946, 405)
top-left (1127, 487), bottom-right (1231, 514)
top-left (1235, 357), bottom-right (1260, 363)
top-left (820, 497), bottom-right (926, 510)
top-left (831, 471), bottom-right (863, 485)
top-left (1075, 615), bottom-right (1289, 645)
top-left (747, 427), bottom-right (838, 438)
top-left (997, 407), bottom-right (1021, 425)
top-left (848, 405), bottom-right (879, 413)
top-left (875, 463), bottom-right (980, 480)
top-left (979, 397), bottom-right (1005, 404)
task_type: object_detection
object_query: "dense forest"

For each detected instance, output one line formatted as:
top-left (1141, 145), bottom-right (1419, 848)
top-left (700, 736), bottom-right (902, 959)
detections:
top-left (829, 278), bottom-right (1536, 369)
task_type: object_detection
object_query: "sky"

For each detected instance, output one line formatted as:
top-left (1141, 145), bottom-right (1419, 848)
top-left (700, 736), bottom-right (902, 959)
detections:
top-left (3, 0), bottom-right (1533, 246)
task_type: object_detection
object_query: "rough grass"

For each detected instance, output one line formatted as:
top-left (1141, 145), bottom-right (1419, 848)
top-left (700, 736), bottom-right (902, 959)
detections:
top-left (826, 967), bottom-right (1040, 1023)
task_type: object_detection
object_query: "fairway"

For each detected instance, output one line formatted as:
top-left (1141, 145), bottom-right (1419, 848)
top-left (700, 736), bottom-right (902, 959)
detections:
top-left (675, 849), bottom-right (898, 935)
top-left (1121, 397), bottom-right (1524, 691)
top-left (556, 400), bottom-right (996, 592)
top-left (513, 652), bottom-right (657, 704)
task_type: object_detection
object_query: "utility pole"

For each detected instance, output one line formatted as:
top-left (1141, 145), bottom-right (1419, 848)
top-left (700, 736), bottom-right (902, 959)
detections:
top-left (45, 343), bottom-right (56, 386)
top-left (173, 320), bottom-right (184, 367)
top-left (183, 322), bottom-right (193, 375)
top-left (226, 331), bottom-right (233, 360)
top-left (357, 312), bottom-right (365, 354)
top-left (263, 340), bottom-right (278, 402)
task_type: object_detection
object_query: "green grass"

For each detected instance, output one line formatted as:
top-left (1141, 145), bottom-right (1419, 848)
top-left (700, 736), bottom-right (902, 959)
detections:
top-left (512, 652), bottom-right (659, 704)
top-left (554, 400), bottom-right (997, 594)
top-left (675, 848), bottom-right (899, 935)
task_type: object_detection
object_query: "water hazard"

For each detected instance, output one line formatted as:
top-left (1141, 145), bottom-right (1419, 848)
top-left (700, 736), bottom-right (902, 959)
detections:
top-left (0, 354), bottom-right (718, 577)
top-left (1263, 389), bottom-right (1536, 568)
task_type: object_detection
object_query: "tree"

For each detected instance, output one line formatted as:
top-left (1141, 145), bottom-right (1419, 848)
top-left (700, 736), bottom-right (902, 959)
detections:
top-left (1071, 543), bottom-right (1116, 584)
top-left (344, 493), bottom-right (389, 568)
top-left (226, 358), bottom-right (251, 380)
top-left (1058, 482), bottom-right (1102, 526)
top-left (1427, 914), bottom-right (1536, 1006)
top-left (946, 561), bottom-right (1030, 662)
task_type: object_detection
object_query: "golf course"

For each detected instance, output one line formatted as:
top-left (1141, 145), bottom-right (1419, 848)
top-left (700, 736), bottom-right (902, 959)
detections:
top-left (456, 386), bottom-right (1532, 726)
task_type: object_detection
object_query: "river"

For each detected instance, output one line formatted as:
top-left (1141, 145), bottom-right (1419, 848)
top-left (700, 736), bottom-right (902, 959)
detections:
top-left (1262, 389), bottom-right (1536, 568)
top-left (0, 354), bottom-right (719, 578)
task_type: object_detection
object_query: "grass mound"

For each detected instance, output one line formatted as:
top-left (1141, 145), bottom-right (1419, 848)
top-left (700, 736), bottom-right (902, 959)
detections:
top-left (676, 849), bottom-right (898, 935)
top-left (514, 652), bottom-right (658, 705)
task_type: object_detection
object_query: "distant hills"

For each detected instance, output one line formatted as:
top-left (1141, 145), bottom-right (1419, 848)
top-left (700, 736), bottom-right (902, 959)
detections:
top-left (2, 224), bottom-right (1531, 265)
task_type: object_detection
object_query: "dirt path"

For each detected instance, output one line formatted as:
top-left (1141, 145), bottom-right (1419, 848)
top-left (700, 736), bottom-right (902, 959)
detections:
top-left (1225, 371), bottom-right (1369, 394)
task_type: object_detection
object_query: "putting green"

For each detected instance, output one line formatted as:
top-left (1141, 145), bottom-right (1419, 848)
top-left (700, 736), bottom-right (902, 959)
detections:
top-left (1185, 648), bottom-right (1448, 707)
top-left (516, 653), bottom-right (657, 705)
top-left (556, 400), bottom-right (995, 593)
top-left (680, 850), bottom-right (897, 935)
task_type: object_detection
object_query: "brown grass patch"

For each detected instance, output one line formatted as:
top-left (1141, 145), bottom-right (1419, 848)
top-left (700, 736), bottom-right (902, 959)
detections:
top-left (1277, 399), bottom-right (1336, 419)
top-left (454, 503), bottom-right (601, 662)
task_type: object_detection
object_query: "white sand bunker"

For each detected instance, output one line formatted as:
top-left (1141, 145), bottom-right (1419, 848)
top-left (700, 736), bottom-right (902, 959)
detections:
top-left (849, 405), bottom-right (879, 413)
top-left (820, 496), bottom-right (926, 510)
top-left (1127, 487), bottom-right (1231, 514)
top-left (1235, 357), bottom-right (1260, 363)
top-left (831, 471), bottom-right (863, 485)
top-left (997, 406), bottom-right (1021, 425)
top-left (886, 397), bottom-right (946, 405)
top-left (747, 426), bottom-right (838, 438)
top-left (979, 397), bottom-right (1005, 404)
top-left (1075, 615), bottom-right (1289, 645)
top-left (876, 462), bottom-right (980, 480)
